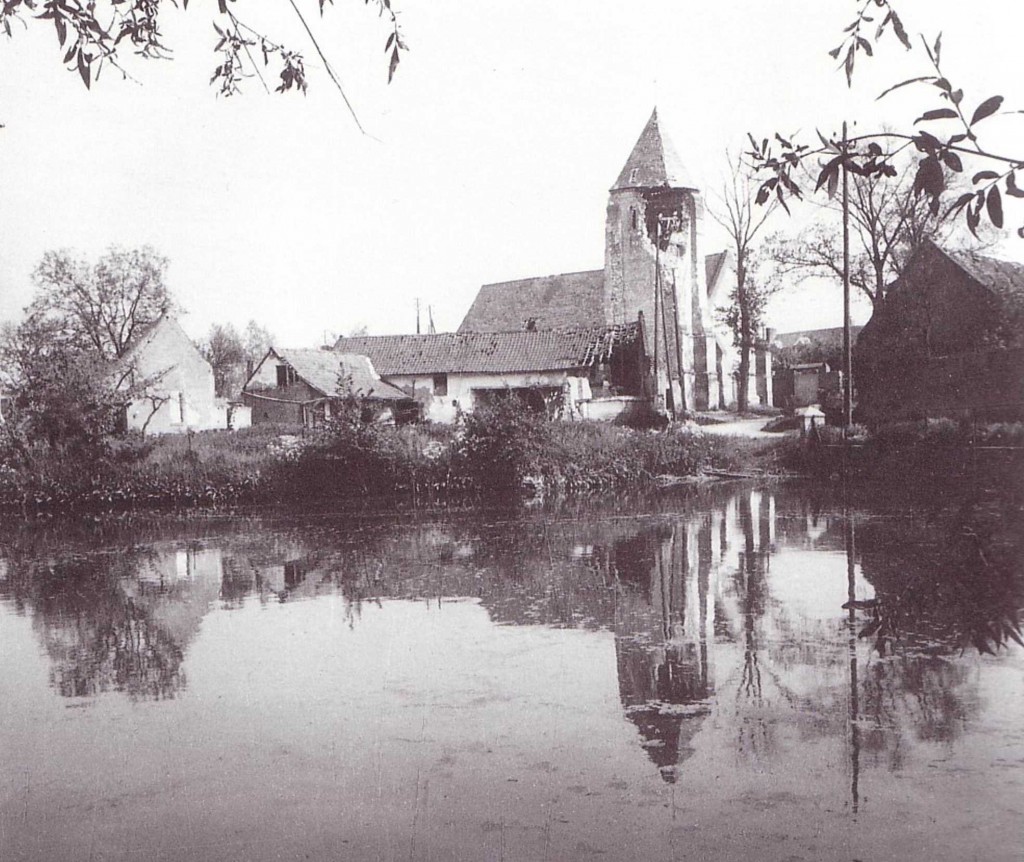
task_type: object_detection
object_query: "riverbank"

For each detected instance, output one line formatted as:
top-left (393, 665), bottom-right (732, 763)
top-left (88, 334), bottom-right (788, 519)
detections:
top-left (0, 404), bottom-right (797, 514)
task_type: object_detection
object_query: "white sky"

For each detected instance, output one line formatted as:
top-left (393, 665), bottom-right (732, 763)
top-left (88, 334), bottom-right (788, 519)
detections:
top-left (0, 0), bottom-right (1021, 346)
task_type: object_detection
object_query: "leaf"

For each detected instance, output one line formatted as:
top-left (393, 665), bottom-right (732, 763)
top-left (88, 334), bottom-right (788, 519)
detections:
top-left (950, 89), bottom-right (963, 105)
top-left (876, 76), bottom-right (934, 101)
top-left (1006, 172), bottom-right (1024, 199)
top-left (970, 96), bottom-right (1004, 126)
top-left (826, 165), bottom-right (839, 200)
top-left (913, 157), bottom-right (944, 198)
top-left (815, 155), bottom-right (842, 192)
top-left (891, 11), bottom-right (911, 49)
top-left (844, 44), bottom-right (855, 85)
top-left (77, 50), bottom-right (90, 89)
top-left (388, 45), bottom-right (399, 83)
top-left (828, 45), bottom-right (842, 60)
top-left (856, 36), bottom-right (872, 56)
top-left (934, 32), bottom-right (942, 63)
top-left (53, 11), bottom-right (65, 46)
top-left (385, 31), bottom-right (394, 52)
top-left (986, 186), bottom-right (1004, 228)
top-left (941, 150), bottom-right (962, 172)
top-left (943, 192), bottom-right (973, 219)
top-left (972, 170), bottom-right (1000, 183)
top-left (915, 108), bottom-right (957, 123)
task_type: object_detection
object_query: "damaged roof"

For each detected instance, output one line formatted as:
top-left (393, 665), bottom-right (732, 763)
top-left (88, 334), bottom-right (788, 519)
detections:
top-left (334, 324), bottom-right (640, 376)
top-left (458, 270), bottom-right (606, 333)
top-left (611, 108), bottom-right (697, 192)
top-left (274, 349), bottom-right (410, 401)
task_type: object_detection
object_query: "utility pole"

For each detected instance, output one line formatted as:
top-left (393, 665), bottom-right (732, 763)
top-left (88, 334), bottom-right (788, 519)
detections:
top-left (841, 121), bottom-right (853, 433)
top-left (415, 298), bottom-right (421, 335)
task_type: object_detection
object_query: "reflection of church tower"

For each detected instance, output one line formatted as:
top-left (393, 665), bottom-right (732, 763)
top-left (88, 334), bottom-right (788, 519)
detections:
top-left (604, 109), bottom-right (718, 411)
top-left (613, 520), bottom-right (716, 782)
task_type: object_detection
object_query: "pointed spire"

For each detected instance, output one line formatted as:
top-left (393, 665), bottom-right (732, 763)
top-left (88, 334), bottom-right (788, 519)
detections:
top-left (612, 108), bottom-right (697, 192)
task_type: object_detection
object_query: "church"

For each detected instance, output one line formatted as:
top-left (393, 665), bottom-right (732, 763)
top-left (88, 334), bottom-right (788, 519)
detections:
top-left (459, 108), bottom-right (741, 413)
top-left (332, 110), bottom-right (764, 422)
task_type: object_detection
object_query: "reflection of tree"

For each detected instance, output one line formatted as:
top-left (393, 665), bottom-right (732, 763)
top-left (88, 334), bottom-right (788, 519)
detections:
top-left (0, 553), bottom-right (187, 700)
top-left (733, 492), bottom-right (776, 766)
top-left (854, 498), bottom-right (1023, 655)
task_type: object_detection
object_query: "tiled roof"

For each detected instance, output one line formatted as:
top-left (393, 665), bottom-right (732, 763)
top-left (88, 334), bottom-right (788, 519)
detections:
top-left (611, 108), bottom-right (697, 192)
top-left (773, 326), bottom-right (863, 349)
top-left (458, 270), bottom-right (606, 332)
top-left (334, 325), bottom-right (640, 376)
top-left (276, 349), bottom-right (410, 401)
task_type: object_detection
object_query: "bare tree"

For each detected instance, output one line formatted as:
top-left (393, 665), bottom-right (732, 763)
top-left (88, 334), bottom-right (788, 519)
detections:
top-left (768, 158), bottom-right (986, 310)
top-left (710, 156), bottom-right (779, 412)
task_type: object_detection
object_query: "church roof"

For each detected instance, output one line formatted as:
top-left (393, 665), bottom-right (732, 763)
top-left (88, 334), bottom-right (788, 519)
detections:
top-left (458, 270), bottom-right (606, 332)
top-left (334, 325), bottom-right (639, 376)
top-left (612, 109), bottom-right (697, 192)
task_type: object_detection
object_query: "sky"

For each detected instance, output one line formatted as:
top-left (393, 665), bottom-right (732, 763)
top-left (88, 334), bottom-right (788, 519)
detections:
top-left (0, 0), bottom-right (1021, 347)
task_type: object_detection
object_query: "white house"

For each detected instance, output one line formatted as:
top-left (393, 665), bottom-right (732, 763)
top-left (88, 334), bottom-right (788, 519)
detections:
top-left (112, 316), bottom-right (236, 434)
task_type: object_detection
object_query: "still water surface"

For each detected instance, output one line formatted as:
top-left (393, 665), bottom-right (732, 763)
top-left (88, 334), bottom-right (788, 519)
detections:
top-left (1, 484), bottom-right (1021, 861)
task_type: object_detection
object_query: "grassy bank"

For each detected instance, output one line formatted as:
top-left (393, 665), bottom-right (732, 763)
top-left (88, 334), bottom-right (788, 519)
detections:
top-left (784, 418), bottom-right (1024, 489)
top-left (0, 400), bottom-right (793, 513)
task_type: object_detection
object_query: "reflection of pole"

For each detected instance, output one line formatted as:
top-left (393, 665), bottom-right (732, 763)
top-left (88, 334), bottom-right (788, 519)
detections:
top-left (841, 120), bottom-right (853, 433)
top-left (845, 502), bottom-right (860, 815)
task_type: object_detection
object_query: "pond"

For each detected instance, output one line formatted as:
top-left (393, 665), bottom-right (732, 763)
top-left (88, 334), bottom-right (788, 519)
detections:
top-left (1, 482), bottom-right (1021, 861)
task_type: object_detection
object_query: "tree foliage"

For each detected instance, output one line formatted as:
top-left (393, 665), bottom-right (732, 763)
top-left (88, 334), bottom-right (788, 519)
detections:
top-left (749, 1), bottom-right (1024, 238)
top-left (200, 323), bottom-right (246, 397)
top-left (0, 0), bottom-right (407, 119)
top-left (27, 245), bottom-right (173, 361)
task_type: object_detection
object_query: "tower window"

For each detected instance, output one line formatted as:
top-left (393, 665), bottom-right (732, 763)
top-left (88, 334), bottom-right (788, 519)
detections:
top-left (630, 207), bottom-right (639, 230)
top-left (629, 167), bottom-right (639, 183)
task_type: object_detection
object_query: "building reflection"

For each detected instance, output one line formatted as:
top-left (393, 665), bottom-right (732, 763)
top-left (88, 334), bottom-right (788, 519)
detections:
top-left (0, 482), bottom-right (1014, 798)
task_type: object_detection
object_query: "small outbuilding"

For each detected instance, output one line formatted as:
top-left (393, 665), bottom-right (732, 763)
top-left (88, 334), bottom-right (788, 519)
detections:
top-left (242, 348), bottom-right (416, 427)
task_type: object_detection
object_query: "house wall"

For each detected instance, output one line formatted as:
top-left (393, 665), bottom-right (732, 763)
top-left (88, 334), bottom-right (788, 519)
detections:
top-left (385, 370), bottom-right (586, 423)
top-left (856, 347), bottom-right (1024, 425)
top-left (121, 320), bottom-right (226, 434)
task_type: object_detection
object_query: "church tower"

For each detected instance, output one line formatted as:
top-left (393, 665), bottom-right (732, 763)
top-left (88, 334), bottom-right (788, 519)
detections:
top-left (604, 109), bottom-right (718, 412)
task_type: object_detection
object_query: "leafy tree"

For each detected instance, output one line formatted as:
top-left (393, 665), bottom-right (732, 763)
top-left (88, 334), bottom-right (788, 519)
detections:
top-left (200, 323), bottom-right (247, 397)
top-left (242, 320), bottom-right (275, 367)
top-left (748, 2), bottom-right (1024, 238)
top-left (0, 1), bottom-right (407, 127)
top-left (28, 245), bottom-right (174, 361)
top-left (0, 315), bottom-right (117, 461)
top-left (709, 156), bottom-right (779, 412)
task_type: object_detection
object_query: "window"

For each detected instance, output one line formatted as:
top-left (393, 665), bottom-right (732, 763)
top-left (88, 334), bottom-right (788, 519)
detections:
top-left (629, 167), bottom-right (639, 184)
top-left (432, 373), bottom-right (448, 397)
top-left (276, 365), bottom-right (298, 387)
top-left (630, 207), bottom-right (639, 230)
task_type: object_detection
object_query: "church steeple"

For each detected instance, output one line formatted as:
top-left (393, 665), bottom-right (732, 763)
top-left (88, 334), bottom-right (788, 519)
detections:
top-left (611, 108), bottom-right (696, 192)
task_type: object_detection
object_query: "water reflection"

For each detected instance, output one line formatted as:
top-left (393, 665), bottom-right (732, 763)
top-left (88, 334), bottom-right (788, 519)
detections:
top-left (0, 483), bottom-right (1019, 795)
